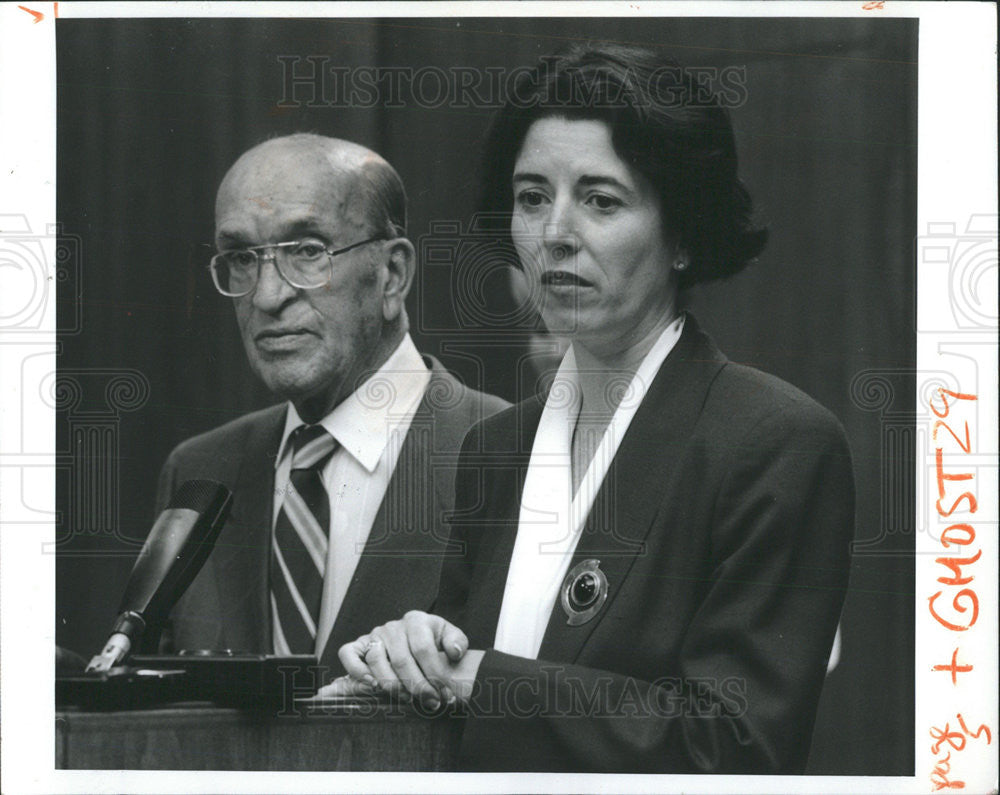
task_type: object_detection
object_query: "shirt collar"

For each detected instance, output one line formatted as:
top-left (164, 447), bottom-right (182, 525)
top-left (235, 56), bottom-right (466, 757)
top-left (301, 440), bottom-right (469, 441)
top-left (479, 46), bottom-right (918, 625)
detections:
top-left (276, 333), bottom-right (430, 473)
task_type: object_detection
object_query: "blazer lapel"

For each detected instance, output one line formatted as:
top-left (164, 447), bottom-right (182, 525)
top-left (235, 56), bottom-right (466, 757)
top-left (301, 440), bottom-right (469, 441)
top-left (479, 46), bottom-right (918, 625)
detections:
top-left (538, 316), bottom-right (728, 663)
top-left (461, 395), bottom-right (545, 648)
top-left (212, 406), bottom-right (283, 653)
top-left (318, 363), bottom-right (463, 669)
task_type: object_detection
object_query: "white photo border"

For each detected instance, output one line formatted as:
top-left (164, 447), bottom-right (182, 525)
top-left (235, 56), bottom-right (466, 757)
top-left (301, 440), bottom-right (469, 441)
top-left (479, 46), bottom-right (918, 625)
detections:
top-left (1, 2), bottom-right (996, 793)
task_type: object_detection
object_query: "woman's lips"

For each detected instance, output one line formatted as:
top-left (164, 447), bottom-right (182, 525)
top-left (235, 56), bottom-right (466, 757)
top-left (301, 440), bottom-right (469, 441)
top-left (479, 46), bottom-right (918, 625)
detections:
top-left (541, 270), bottom-right (593, 288)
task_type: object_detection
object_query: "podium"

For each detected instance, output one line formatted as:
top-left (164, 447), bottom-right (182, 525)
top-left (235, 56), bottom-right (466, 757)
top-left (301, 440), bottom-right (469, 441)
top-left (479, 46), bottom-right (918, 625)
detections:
top-left (55, 700), bottom-right (463, 770)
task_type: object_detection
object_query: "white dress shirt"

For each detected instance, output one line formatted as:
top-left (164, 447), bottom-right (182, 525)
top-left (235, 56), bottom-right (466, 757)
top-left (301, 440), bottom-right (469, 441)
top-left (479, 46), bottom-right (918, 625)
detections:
top-left (493, 314), bottom-right (686, 659)
top-left (271, 333), bottom-right (431, 657)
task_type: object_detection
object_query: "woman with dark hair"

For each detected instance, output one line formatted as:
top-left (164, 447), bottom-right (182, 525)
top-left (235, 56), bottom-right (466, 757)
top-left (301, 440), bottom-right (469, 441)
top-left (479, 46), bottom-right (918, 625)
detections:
top-left (327, 44), bottom-right (855, 774)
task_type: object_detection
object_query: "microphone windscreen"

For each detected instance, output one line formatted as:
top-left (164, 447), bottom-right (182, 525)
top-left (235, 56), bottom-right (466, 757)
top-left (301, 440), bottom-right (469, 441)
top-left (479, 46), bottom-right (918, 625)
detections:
top-left (168, 479), bottom-right (232, 513)
top-left (117, 480), bottom-right (233, 625)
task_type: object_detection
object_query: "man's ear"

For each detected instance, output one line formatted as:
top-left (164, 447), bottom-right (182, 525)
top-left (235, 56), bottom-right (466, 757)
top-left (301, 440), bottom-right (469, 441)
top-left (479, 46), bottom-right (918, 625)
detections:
top-left (381, 237), bottom-right (416, 322)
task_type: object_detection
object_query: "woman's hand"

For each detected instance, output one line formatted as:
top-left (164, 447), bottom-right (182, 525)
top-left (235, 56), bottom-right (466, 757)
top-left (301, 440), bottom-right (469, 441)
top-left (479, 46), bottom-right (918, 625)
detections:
top-left (314, 674), bottom-right (377, 698)
top-left (330, 611), bottom-right (484, 708)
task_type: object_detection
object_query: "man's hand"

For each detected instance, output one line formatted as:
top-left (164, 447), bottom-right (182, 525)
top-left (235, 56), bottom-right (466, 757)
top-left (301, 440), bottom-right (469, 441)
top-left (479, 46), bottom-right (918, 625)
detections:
top-left (333, 611), bottom-right (483, 708)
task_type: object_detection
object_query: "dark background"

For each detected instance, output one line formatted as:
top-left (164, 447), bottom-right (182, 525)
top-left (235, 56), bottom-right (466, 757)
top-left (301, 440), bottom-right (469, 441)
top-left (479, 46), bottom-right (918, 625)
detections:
top-left (55, 17), bottom-right (917, 775)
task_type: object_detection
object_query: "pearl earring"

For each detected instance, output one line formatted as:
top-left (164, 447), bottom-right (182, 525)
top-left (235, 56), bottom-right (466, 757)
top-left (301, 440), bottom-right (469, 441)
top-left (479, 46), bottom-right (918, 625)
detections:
top-left (674, 260), bottom-right (687, 271)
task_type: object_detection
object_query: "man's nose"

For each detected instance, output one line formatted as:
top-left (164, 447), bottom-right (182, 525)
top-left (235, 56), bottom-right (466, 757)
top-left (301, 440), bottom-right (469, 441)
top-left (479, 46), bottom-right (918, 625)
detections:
top-left (251, 253), bottom-right (297, 312)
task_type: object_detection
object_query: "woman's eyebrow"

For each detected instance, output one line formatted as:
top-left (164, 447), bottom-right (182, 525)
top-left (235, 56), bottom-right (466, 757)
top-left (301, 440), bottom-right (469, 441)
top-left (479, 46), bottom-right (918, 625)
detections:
top-left (578, 175), bottom-right (635, 196)
top-left (512, 171), bottom-right (550, 184)
top-left (513, 172), bottom-right (636, 195)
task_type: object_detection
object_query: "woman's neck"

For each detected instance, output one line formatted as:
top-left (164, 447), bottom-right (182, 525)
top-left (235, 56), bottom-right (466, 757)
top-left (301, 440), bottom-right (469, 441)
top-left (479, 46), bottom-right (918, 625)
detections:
top-left (570, 307), bottom-right (679, 419)
top-left (564, 309), bottom-right (677, 495)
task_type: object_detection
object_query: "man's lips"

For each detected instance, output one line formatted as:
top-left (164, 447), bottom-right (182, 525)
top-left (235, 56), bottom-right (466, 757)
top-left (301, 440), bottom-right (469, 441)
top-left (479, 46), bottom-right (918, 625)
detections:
top-left (541, 270), bottom-right (593, 288)
top-left (253, 328), bottom-right (314, 350)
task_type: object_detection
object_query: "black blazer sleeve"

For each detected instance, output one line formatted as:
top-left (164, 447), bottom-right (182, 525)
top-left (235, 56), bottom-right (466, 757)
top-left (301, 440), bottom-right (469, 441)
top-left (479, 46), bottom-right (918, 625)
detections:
top-left (450, 400), bottom-right (854, 773)
top-left (432, 420), bottom-right (481, 628)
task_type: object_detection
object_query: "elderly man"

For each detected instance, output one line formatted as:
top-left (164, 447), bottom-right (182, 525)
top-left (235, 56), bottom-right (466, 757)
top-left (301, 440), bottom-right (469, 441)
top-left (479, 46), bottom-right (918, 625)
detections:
top-left (155, 134), bottom-right (507, 679)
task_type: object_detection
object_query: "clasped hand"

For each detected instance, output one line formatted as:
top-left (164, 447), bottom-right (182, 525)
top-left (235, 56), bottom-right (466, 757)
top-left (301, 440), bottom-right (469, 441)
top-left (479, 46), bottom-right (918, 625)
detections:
top-left (317, 611), bottom-right (484, 709)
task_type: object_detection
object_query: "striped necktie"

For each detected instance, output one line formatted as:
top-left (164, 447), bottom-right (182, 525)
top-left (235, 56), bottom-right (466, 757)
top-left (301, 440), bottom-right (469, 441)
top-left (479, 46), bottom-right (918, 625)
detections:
top-left (271, 424), bottom-right (337, 655)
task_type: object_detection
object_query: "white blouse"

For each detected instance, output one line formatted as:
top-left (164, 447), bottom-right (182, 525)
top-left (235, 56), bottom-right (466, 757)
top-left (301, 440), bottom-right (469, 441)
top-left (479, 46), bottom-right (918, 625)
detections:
top-left (493, 314), bottom-right (686, 658)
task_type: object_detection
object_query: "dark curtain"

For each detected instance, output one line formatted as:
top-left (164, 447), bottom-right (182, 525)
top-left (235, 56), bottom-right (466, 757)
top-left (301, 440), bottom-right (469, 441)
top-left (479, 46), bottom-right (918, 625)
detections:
top-left (55, 17), bottom-right (916, 775)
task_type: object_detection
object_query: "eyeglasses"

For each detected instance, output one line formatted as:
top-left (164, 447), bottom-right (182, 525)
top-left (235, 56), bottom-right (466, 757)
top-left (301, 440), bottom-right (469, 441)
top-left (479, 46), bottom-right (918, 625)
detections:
top-left (208, 237), bottom-right (383, 297)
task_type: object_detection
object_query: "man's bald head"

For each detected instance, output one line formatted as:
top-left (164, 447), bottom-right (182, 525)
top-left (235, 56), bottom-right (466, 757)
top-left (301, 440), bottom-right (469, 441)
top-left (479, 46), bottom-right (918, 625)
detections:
top-left (216, 133), bottom-right (406, 240)
top-left (212, 133), bottom-right (417, 423)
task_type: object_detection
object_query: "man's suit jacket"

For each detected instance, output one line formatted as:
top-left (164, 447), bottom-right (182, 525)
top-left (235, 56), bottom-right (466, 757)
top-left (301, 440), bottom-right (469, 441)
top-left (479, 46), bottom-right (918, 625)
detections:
top-left (436, 315), bottom-right (856, 773)
top-left (155, 357), bottom-right (507, 680)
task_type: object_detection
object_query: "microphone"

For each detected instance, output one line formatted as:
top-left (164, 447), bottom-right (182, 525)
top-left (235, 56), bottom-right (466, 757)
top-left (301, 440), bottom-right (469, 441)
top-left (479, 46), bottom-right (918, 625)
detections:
top-left (87, 480), bottom-right (233, 672)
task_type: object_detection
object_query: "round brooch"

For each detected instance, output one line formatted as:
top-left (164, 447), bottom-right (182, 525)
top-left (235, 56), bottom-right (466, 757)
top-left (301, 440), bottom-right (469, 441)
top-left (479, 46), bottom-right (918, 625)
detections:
top-left (560, 558), bottom-right (609, 626)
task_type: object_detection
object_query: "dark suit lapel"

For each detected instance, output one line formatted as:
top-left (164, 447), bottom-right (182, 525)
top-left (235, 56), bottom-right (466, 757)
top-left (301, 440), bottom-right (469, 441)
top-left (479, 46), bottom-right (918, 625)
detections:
top-left (462, 395), bottom-right (545, 648)
top-left (212, 406), bottom-right (284, 653)
top-left (318, 388), bottom-right (438, 668)
top-left (538, 316), bottom-right (728, 663)
top-left (318, 363), bottom-right (467, 668)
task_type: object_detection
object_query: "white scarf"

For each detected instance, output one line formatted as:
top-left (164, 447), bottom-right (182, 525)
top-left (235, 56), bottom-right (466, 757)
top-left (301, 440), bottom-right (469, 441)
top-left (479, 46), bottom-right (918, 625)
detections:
top-left (494, 315), bottom-right (685, 658)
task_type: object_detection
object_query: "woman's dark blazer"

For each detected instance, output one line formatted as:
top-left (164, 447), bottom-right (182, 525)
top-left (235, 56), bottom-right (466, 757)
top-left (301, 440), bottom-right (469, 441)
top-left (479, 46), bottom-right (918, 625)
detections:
top-left (435, 314), bottom-right (856, 773)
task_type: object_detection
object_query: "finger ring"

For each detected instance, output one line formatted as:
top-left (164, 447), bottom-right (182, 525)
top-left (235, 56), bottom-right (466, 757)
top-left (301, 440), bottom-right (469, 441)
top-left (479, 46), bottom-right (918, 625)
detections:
top-left (363, 638), bottom-right (382, 662)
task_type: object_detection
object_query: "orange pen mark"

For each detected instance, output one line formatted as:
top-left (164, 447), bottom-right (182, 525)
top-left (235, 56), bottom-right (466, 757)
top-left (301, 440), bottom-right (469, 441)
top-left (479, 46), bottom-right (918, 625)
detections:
top-left (930, 388), bottom-right (978, 419)
top-left (956, 714), bottom-right (992, 744)
top-left (54, 2), bottom-right (59, 17)
top-left (928, 589), bottom-right (979, 632)
top-left (931, 722), bottom-right (968, 755)
top-left (930, 752), bottom-right (964, 790)
top-left (862, 0), bottom-right (885, 9)
top-left (18, 5), bottom-right (44, 22)
top-left (932, 648), bottom-right (973, 685)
